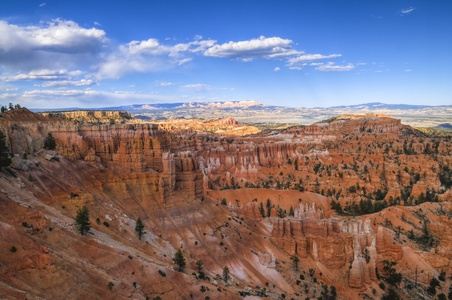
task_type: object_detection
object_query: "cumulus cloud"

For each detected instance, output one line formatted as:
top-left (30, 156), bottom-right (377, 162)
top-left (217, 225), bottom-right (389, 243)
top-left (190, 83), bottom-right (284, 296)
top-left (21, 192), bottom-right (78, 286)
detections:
top-left (94, 38), bottom-right (216, 79)
top-left (287, 54), bottom-right (342, 66)
top-left (273, 67), bottom-right (281, 72)
top-left (203, 36), bottom-right (301, 60)
top-left (0, 18), bottom-right (357, 103)
top-left (316, 62), bottom-right (355, 72)
top-left (125, 38), bottom-right (216, 56)
top-left (0, 19), bottom-right (107, 70)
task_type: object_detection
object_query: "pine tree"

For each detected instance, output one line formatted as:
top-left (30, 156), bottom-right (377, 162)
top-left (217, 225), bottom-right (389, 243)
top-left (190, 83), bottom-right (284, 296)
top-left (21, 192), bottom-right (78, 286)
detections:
top-left (196, 260), bottom-right (204, 272)
top-left (223, 266), bottom-right (230, 282)
top-left (0, 131), bottom-right (11, 168)
top-left (135, 217), bottom-right (145, 240)
top-left (75, 205), bottom-right (91, 235)
top-left (259, 202), bottom-right (265, 218)
top-left (290, 256), bottom-right (299, 269)
top-left (44, 133), bottom-right (56, 150)
top-left (172, 249), bottom-right (186, 271)
top-left (266, 198), bottom-right (272, 217)
top-left (289, 206), bottom-right (294, 217)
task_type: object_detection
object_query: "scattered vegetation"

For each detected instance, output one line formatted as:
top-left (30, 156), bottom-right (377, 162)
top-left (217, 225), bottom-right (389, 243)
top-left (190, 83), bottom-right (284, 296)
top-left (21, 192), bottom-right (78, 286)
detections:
top-left (0, 131), bottom-right (11, 168)
top-left (135, 217), bottom-right (145, 240)
top-left (44, 133), bottom-right (56, 150)
top-left (223, 266), bottom-right (230, 283)
top-left (172, 249), bottom-right (186, 271)
top-left (74, 205), bottom-right (91, 235)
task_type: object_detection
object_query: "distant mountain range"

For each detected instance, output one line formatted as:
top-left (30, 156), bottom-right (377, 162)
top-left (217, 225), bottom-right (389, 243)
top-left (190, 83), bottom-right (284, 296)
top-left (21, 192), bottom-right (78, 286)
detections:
top-left (328, 102), bottom-right (452, 110)
top-left (31, 100), bottom-right (264, 112)
top-left (31, 100), bottom-right (452, 128)
top-left (31, 101), bottom-right (451, 113)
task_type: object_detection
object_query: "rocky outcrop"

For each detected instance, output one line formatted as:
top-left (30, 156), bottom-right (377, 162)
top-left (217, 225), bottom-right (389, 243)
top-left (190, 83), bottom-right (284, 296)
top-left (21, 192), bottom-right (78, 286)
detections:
top-left (40, 110), bottom-right (138, 125)
top-left (228, 201), bottom-right (263, 219)
top-left (270, 217), bottom-right (377, 288)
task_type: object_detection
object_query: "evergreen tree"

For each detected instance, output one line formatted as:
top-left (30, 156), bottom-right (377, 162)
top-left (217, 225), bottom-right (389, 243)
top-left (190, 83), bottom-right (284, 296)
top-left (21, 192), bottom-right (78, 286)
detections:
top-left (196, 260), bottom-right (204, 272)
top-left (75, 205), bottom-right (91, 235)
top-left (172, 249), bottom-right (186, 271)
top-left (266, 198), bottom-right (272, 217)
top-left (290, 256), bottom-right (299, 269)
top-left (259, 202), bottom-right (265, 218)
top-left (223, 266), bottom-right (230, 282)
top-left (289, 206), bottom-right (294, 217)
top-left (0, 131), bottom-right (11, 168)
top-left (135, 217), bottom-right (145, 240)
top-left (44, 133), bottom-right (56, 150)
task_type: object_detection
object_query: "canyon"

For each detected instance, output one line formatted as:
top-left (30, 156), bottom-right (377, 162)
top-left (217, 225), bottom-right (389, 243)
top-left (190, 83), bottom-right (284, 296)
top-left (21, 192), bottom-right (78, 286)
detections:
top-left (0, 108), bottom-right (451, 299)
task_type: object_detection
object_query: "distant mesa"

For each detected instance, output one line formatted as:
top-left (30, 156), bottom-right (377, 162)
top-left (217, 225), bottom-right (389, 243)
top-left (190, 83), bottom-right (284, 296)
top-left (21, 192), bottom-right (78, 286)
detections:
top-left (178, 100), bottom-right (262, 109)
top-left (436, 123), bottom-right (452, 128)
top-left (328, 102), bottom-right (450, 110)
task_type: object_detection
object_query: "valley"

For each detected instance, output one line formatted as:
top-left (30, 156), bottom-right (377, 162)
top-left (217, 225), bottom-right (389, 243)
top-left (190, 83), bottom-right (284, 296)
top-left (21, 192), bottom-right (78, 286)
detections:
top-left (0, 108), bottom-right (451, 299)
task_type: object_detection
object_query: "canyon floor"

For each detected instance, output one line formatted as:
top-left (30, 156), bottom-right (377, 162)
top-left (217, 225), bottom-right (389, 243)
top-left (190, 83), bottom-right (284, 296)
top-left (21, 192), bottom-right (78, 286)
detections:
top-left (0, 108), bottom-right (451, 300)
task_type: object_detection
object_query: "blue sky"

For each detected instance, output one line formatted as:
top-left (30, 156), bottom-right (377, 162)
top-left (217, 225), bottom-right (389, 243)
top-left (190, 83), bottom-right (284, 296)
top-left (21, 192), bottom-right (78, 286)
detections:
top-left (0, 0), bottom-right (451, 108)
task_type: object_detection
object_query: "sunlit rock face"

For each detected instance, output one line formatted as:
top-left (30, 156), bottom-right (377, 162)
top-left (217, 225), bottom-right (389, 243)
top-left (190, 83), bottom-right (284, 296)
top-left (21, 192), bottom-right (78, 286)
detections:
top-left (0, 109), bottom-right (451, 299)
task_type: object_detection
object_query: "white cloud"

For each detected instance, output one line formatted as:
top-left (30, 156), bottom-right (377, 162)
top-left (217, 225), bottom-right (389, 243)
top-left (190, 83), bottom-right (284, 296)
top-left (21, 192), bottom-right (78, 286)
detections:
top-left (287, 54), bottom-right (341, 66)
top-left (182, 83), bottom-right (207, 88)
top-left (125, 38), bottom-right (216, 56)
top-left (401, 7), bottom-right (415, 15)
top-left (182, 83), bottom-right (210, 92)
top-left (158, 82), bottom-right (175, 86)
top-left (273, 67), bottom-right (280, 72)
top-left (289, 66), bottom-right (302, 71)
top-left (39, 3), bottom-right (46, 7)
top-left (34, 79), bottom-right (95, 87)
top-left (178, 58), bottom-right (192, 65)
top-left (405, 69), bottom-right (412, 72)
top-left (0, 93), bottom-right (20, 99)
top-left (6, 88), bottom-right (180, 108)
top-left (1, 69), bottom-right (69, 81)
top-left (0, 19), bottom-right (107, 71)
top-left (94, 38), bottom-right (215, 79)
top-left (316, 62), bottom-right (354, 72)
top-left (203, 36), bottom-right (301, 60)
top-left (24, 89), bottom-right (90, 97)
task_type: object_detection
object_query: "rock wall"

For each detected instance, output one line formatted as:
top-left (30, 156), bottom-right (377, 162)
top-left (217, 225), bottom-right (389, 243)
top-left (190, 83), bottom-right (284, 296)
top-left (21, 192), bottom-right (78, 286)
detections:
top-left (270, 216), bottom-right (377, 288)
